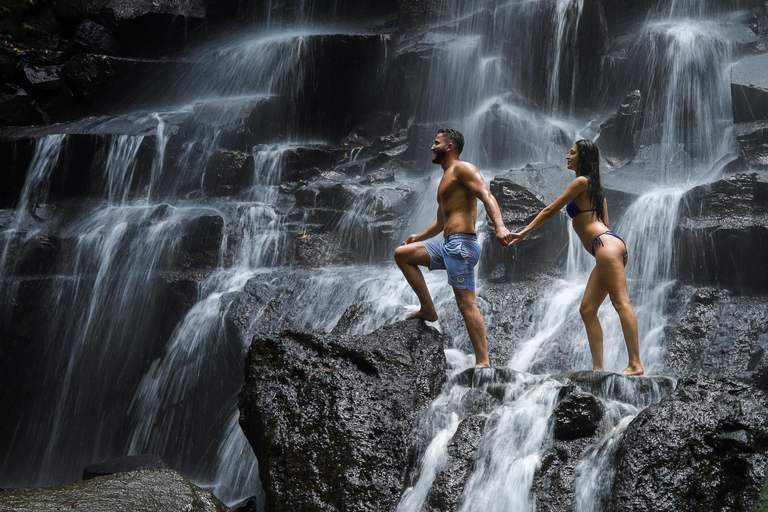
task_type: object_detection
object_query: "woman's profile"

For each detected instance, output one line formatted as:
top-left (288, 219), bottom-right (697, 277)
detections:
top-left (507, 140), bottom-right (644, 376)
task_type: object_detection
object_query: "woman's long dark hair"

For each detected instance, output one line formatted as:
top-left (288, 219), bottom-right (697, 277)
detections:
top-left (575, 139), bottom-right (606, 224)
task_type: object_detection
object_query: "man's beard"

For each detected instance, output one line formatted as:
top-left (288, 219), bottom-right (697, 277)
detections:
top-left (432, 148), bottom-right (446, 164)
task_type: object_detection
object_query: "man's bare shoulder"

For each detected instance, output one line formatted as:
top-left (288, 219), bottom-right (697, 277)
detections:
top-left (452, 160), bottom-right (481, 178)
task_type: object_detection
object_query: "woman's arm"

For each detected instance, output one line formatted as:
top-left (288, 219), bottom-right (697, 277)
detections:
top-left (508, 177), bottom-right (588, 244)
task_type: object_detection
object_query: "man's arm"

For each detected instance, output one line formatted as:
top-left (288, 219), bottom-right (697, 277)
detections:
top-left (403, 205), bottom-right (444, 244)
top-left (454, 162), bottom-right (511, 246)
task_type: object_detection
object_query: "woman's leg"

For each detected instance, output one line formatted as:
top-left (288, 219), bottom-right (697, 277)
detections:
top-left (594, 237), bottom-right (644, 375)
top-left (581, 267), bottom-right (609, 370)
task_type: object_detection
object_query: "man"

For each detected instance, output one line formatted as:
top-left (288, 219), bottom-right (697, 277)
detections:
top-left (393, 129), bottom-right (512, 368)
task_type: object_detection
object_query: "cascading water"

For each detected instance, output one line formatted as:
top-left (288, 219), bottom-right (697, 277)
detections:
top-left (0, 0), bottom-right (756, 508)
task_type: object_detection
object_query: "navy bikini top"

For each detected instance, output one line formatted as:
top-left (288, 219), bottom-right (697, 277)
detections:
top-left (566, 200), bottom-right (595, 219)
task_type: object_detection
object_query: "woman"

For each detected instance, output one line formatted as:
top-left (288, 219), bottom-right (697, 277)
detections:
top-left (506, 140), bottom-right (644, 376)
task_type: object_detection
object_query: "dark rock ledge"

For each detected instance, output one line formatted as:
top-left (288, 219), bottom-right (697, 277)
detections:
top-left (239, 320), bottom-right (447, 512)
top-left (0, 468), bottom-right (227, 511)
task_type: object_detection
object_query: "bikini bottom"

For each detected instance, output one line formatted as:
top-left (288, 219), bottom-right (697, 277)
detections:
top-left (591, 231), bottom-right (628, 259)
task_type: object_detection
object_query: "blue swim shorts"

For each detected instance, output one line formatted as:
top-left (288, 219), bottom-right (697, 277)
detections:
top-left (423, 233), bottom-right (481, 290)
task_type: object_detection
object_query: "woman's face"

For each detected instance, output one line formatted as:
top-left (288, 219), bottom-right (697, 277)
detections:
top-left (566, 144), bottom-right (579, 173)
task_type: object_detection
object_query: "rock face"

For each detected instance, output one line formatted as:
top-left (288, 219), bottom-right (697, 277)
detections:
top-left (664, 285), bottom-right (768, 385)
top-left (732, 53), bottom-right (768, 124)
top-left (239, 321), bottom-right (447, 512)
top-left (734, 121), bottom-right (768, 169)
top-left (676, 172), bottom-right (768, 291)
top-left (599, 90), bottom-right (643, 162)
top-left (0, 469), bottom-right (228, 511)
top-left (425, 414), bottom-right (487, 512)
top-left (483, 166), bottom-right (569, 281)
top-left (606, 377), bottom-right (768, 512)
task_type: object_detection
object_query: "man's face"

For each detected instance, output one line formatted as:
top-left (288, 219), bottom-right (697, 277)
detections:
top-left (431, 133), bottom-right (450, 164)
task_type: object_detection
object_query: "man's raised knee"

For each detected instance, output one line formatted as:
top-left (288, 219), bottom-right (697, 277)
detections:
top-left (394, 246), bottom-right (407, 263)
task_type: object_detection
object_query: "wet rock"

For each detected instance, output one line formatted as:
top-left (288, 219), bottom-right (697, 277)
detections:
top-left (731, 53), bottom-right (768, 124)
top-left (22, 65), bottom-right (68, 94)
top-left (63, 54), bottom-right (117, 97)
top-left (425, 415), bottom-right (487, 512)
top-left (599, 90), bottom-right (643, 161)
top-left (606, 377), bottom-right (768, 512)
top-left (664, 284), bottom-right (768, 385)
top-left (565, 371), bottom-right (676, 409)
top-left (676, 172), bottom-right (768, 291)
top-left (174, 212), bottom-right (224, 270)
top-left (231, 495), bottom-right (260, 512)
top-left (734, 120), bottom-right (768, 169)
top-left (282, 146), bottom-right (349, 180)
top-left (553, 385), bottom-right (603, 441)
top-left (483, 173), bottom-right (568, 281)
top-left (532, 437), bottom-right (596, 512)
top-left (239, 321), bottom-right (447, 512)
top-left (73, 20), bottom-right (121, 56)
top-left (60, 0), bottom-right (207, 23)
top-left (290, 175), bottom-right (425, 263)
top-left (201, 149), bottom-right (254, 197)
top-left (0, 469), bottom-right (227, 511)
top-left (348, 112), bottom-right (401, 145)
top-left (0, 83), bottom-right (48, 126)
top-left (83, 454), bottom-right (169, 479)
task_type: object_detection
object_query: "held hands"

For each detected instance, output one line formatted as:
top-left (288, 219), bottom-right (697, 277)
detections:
top-left (507, 232), bottom-right (526, 245)
top-left (495, 227), bottom-right (525, 247)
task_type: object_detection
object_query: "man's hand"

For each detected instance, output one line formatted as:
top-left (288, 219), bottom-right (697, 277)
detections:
top-left (507, 232), bottom-right (526, 245)
top-left (403, 234), bottom-right (419, 245)
top-left (495, 226), bottom-right (513, 247)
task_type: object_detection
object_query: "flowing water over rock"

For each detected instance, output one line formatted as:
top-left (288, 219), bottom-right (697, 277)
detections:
top-left (0, 0), bottom-right (765, 509)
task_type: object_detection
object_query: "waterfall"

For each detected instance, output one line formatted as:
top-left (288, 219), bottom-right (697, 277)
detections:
top-left (0, 0), bottom-right (753, 507)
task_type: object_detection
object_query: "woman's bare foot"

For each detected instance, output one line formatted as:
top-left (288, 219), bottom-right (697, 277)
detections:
top-left (621, 364), bottom-right (644, 376)
top-left (474, 363), bottom-right (491, 368)
top-left (405, 309), bottom-right (438, 322)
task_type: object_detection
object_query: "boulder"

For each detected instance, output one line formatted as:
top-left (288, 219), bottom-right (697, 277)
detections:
top-left (201, 149), bottom-right (254, 197)
top-left (73, 20), bottom-right (121, 56)
top-left (734, 120), bottom-right (768, 169)
top-left (664, 285), bottom-right (768, 385)
top-left (425, 415), bottom-right (487, 512)
top-left (676, 172), bottom-right (768, 291)
top-left (731, 53), bottom-right (768, 124)
top-left (531, 436), bottom-right (597, 512)
top-left (83, 454), bottom-right (169, 479)
top-left (239, 321), bottom-right (447, 512)
top-left (0, 83), bottom-right (48, 126)
top-left (483, 172), bottom-right (568, 281)
top-left (553, 385), bottom-right (603, 441)
top-left (174, 211), bottom-right (224, 270)
top-left (0, 469), bottom-right (227, 511)
top-left (599, 90), bottom-right (643, 161)
top-left (605, 377), bottom-right (768, 512)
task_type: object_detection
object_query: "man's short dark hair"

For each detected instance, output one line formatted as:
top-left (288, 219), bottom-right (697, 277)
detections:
top-left (438, 128), bottom-right (465, 154)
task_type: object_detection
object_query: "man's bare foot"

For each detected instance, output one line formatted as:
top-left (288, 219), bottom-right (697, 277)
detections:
top-left (474, 363), bottom-right (491, 369)
top-left (621, 364), bottom-right (644, 376)
top-left (592, 366), bottom-right (604, 371)
top-left (405, 309), bottom-right (438, 322)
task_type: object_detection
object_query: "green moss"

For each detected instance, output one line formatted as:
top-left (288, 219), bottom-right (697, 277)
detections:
top-left (753, 477), bottom-right (768, 512)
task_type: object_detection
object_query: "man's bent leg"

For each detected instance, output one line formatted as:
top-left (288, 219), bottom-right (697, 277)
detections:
top-left (394, 243), bottom-right (438, 321)
top-left (454, 288), bottom-right (490, 367)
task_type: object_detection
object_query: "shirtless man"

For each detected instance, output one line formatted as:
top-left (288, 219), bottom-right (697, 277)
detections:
top-left (393, 129), bottom-right (512, 368)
